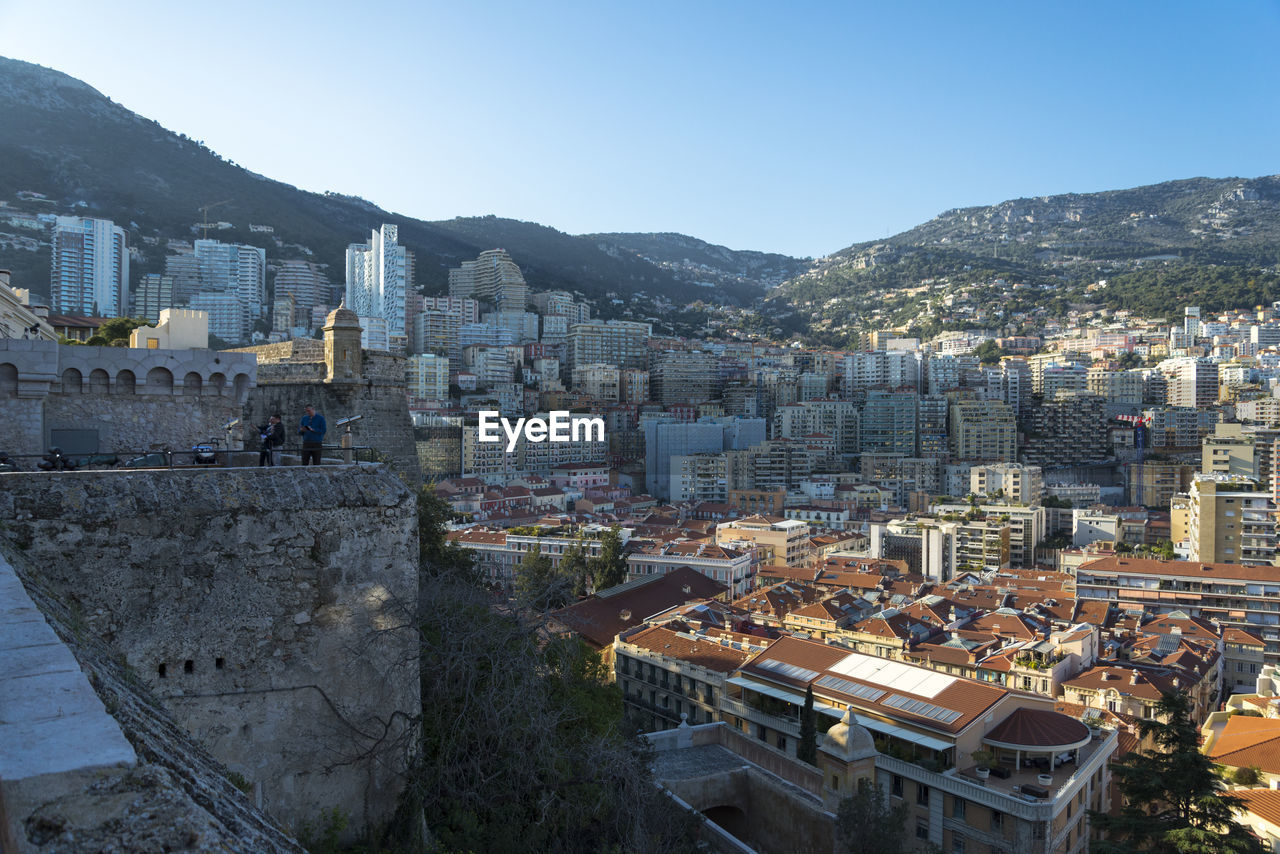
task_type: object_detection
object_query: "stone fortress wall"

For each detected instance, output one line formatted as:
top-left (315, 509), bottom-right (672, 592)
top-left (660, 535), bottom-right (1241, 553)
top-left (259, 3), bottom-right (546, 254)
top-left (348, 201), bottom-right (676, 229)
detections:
top-left (0, 465), bottom-right (420, 836)
top-left (234, 318), bottom-right (422, 484)
top-left (0, 542), bottom-right (305, 853)
top-left (0, 339), bottom-right (257, 458)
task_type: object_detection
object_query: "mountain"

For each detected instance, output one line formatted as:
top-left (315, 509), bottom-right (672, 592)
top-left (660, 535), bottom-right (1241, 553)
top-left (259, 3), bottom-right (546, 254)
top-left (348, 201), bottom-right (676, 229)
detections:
top-left (771, 175), bottom-right (1280, 343)
top-left (584, 232), bottom-right (809, 297)
top-left (0, 56), bottom-right (767, 330)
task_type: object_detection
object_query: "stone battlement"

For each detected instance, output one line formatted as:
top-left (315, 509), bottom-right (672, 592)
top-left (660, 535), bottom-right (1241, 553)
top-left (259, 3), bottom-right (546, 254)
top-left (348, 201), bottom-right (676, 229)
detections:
top-left (0, 339), bottom-right (257, 457)
top-left (0, 465), bottom-right (420, 836)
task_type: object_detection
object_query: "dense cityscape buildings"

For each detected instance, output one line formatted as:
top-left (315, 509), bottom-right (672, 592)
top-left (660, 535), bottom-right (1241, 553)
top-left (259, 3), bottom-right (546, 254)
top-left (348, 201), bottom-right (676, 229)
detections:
top-left (13, 208), bottom-right (1280, 854)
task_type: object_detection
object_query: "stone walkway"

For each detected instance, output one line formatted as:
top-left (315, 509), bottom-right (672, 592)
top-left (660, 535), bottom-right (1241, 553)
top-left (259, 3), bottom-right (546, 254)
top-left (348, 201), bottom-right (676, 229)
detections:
top-left (0, 551), bottom-right (136, 782)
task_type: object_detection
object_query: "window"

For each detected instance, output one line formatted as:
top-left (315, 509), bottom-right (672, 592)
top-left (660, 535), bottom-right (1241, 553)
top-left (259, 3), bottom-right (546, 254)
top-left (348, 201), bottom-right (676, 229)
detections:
top-left (917, 784), bottom-right (930, 806)
top-left (952, 797), bottom-right (966, 820)
top-left (832, 774), bottom-right (840, 791)
top-left (951, 839), bottom-right (965, 854)
top-left (146, 338), bottom-right (159, 349)
top-left (916, 823), bottom-right (929, 840)
top-left (892, 775), bottom-right (903, 798)
top-left (991, 811), bottom-right (1003, 831)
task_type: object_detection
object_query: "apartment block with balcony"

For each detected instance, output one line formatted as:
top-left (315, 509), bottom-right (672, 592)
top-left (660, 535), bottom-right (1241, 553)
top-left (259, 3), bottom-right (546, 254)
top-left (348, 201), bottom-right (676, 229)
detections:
top-left (1185, 476), bottom-right (1276, 566)
top-left (1077, 556), bottom-right (1280, 665)
top-left (717, 635), bottom-right (1117, 853)
top-left (616, 624), bottom-right (768, 733)
top-left (715, 515), bottom-right (812, 567)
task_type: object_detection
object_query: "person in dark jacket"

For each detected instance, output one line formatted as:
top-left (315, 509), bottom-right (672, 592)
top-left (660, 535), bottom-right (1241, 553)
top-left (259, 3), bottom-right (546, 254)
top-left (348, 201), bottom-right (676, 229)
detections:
top-left (298, 404), bottom-right (326, 466)
top-left (258, 414), bottom-right (285, 466)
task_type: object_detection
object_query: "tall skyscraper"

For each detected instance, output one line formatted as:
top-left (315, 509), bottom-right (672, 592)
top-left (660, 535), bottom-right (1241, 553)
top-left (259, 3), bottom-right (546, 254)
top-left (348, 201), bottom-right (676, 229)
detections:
top-left (273, 260), bottom-right (331, 330)
top-left (193, 239), bottom-right (266, 340)
top-left (346, 224), bottom-right (408, 349)
top-left (132, 274), bottom-right (174, 322)
top-left (448, 249), bottom-right (529, 312)
top-left (50, 216), bottom-right (129, 316)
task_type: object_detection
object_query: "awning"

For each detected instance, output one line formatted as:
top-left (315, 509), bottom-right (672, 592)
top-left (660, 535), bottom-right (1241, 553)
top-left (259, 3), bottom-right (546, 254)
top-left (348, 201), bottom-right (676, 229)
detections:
top-left (728, 677), bottom-right (953, 753)
top-left (727, 676), bottom-right (841, 713)
top-left (849, 715), bottom-right (954, 753)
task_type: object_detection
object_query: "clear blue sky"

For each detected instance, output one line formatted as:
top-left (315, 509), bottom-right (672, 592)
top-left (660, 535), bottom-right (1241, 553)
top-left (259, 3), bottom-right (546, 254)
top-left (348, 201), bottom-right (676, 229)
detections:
top-left (3, 0), bottom-right (1278, 257)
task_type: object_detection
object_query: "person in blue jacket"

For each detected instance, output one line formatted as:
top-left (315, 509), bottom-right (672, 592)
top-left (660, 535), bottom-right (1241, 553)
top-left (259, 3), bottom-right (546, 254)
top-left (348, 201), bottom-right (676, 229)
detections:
top-left (298, 404), bottom-right (326, 466)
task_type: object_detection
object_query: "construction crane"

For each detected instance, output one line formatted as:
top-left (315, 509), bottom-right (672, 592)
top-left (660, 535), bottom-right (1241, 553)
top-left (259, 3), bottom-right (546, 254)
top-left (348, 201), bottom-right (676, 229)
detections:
top-left (198, 199), bottom-right (232, 239)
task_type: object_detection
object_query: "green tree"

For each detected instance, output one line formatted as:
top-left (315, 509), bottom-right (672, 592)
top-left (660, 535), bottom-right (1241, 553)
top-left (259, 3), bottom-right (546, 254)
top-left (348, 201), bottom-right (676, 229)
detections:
top-left (396, 485), bottom-right (700, 853)
top-left (514, 543), bottom-right (569, 610)
top-left (403, 556), bottom-right (702, 854)
top-left (560, 539), bottom-right (590, 599)
top-left (85, 316), bottom-right (152, 346)
top-left (973, 339), bottom-right (1005, 365)
top-left (836, 777), bottom-right (912, 854)
top-left (798, 684), bottom-right (818, 765)
top-left (590, 525), bottom-right (629, 591)
top-left (416, 486), bottom-right (476, 580)
top-left (1090, 691), bottom-right (1265, 854)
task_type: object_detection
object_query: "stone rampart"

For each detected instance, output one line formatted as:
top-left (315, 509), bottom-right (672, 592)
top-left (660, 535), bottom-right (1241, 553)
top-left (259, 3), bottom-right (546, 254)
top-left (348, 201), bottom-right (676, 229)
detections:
top-left (0, 465), bottom-right (419, 836)
top-left (0, 339), bottom-right (256, 457)
top-left (0, 543), bottom-right (304, 853)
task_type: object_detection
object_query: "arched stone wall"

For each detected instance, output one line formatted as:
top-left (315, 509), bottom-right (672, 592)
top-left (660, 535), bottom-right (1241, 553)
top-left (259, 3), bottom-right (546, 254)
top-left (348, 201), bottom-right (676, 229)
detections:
top-left (146, 367), bottom-right (174, 394)
top-left (0, 362), bottom-right (17, 397)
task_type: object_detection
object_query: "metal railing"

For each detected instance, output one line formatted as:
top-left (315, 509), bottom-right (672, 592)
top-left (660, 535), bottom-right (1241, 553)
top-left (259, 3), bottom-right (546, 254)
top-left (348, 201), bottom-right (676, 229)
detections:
top-left (0, 445), bottom-right (383, 472)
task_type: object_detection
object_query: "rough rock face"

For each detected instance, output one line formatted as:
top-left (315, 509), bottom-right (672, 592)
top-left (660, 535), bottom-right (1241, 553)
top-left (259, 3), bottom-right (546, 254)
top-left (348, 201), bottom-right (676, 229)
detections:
top-left (0, 464), bottom-right (420, 837)
top-left (4, 542), bottom-right (305, 853)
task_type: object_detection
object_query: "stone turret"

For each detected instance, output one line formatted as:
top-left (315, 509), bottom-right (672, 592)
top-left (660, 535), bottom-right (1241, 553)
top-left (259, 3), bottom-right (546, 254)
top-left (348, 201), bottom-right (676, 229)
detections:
top-left (323, 301), bottom-right (362, 382)
top-left (818, 707), bottom-right (878, 811)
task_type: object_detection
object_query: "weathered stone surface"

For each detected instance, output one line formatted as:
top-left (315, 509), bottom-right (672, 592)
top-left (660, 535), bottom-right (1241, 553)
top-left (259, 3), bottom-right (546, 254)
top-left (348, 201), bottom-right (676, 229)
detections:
top-left (0, 465), bottom-right (420, 837)
top-left (1, 544), bottom-right (304, 854)
top-left (0, 339), bottom-right (256, 458)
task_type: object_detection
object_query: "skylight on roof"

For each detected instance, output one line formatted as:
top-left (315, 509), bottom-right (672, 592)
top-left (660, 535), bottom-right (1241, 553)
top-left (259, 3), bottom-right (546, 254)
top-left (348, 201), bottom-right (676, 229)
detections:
top-left (815, 675), bottom-right (886, 702)
top-left (883, 693), bottom-right (962, 724)
top-left (828, 651), bottom-right (958, 698)
top-left (754, 657), bottom-right (819, 683)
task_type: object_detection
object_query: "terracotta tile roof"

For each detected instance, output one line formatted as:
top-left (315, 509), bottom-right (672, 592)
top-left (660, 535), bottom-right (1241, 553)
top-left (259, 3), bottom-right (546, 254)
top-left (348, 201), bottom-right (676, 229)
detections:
top-left (732, 582), bottom-right (820, 619)
top-left (964, 611), bottom-right (1043, 641)
top-left (1236, 788), bottom-right (1280, 829)
top-left (788, 590), bottom-right (868, 623)
top-left (621, 624), bottom-right (758, 673)
top-left (1224, 627), bottom-right (1266, 646)
top-left (740, 635), bottom-right (1011, 735)
top-left (1209, 717), bottom-right (1280, 774)
top-left (551, 567), bottom-right (726, 647)
top-left (1062, 663), bottom-right (1179, 702)
top-left (1140, 613), bottom-right (1220, 641)
top-left (906, 635), bottom-right (998, 668)
top-left (448, 528), bottom-right (507, 545)
top-left (984, 708), bottom-right (1091, 749)
top-left (1080, 555), bottom-right (1280, 583)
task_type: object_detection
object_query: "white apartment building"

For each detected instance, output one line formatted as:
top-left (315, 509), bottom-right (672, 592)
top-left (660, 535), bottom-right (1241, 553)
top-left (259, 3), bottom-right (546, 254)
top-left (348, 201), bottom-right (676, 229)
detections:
top-left (50, 216), bottom-right (129, 316)
top-left (970, 463), bottom-right (1044, 505)
top-left (346, 224), bottom-right (408, 346)
top-left (406, 353), bottom-right (450, 400)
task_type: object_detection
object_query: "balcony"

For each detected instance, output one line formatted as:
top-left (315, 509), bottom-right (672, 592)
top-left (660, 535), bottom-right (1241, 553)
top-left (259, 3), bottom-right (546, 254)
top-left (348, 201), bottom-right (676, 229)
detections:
top-left (720, 696), bottom-right (801, 739)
